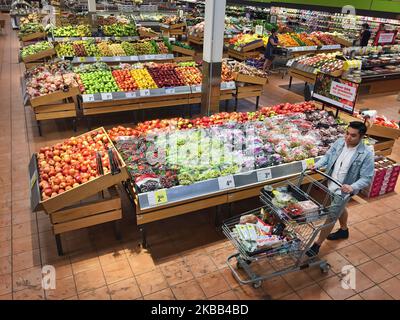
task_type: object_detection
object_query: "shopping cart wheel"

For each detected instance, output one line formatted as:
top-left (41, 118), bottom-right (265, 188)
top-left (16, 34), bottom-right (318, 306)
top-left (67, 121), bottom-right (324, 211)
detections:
top-left (253, 281), bottom-right (262, 289)
top-left (320, 263), bottom-right (331, 274)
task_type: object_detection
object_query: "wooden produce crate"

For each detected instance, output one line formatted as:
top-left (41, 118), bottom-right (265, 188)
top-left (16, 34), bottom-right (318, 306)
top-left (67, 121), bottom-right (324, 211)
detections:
top-left (168, 22), bottom-right (186, 30)
top-left (367, 124), bottom-right (400, 140)
top-left (174, 56), bottom-right (194, 63)
top-left (228, 48), bottom-right (260, 61)
top-left (240, 39), bottom-right (264, 53)
top-left (236, 84), bottom-right (264, 99)
top-left (138, 29), bottom-right (159, 38)
top-left (19, 31), bottom-right (47, 42)
top-left (332, 36), bottom-right (352, 47)
top-left (32, 97), bottom-right (77, 121)
top-left (29, 86), bottom-right (80, 108)
top-left (30, 127), bottom-right (129, 214)
top-left (50, 186), bottom-right (122, 235)
top-left (172, 45), bottom-right (195, 57)
top-left (233, 72), bottom-right (268, 85)
top-left (187, 34), bottom-right (203, 45)
top-left (21, 47), bottom-right (57, 63)
top-left (288, 68), bottom-right (317, 85)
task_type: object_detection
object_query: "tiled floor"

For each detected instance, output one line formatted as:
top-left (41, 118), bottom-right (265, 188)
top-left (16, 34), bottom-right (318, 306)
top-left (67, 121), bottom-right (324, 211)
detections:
top-left (1, 14), bottom-right (400, 300)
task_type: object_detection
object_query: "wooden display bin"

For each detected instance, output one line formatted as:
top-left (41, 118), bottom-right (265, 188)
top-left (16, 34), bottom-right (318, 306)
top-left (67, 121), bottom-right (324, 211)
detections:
top-left (373, 136), bottom-right (395, 156)
top-left (49, 186), bottom-right (122, 255)
top-left (187, 34), bottom-right (203, 45)
top-left (174, 56), bottom-right (194, 63)
top-left (138, 29), bottom-right (159, 38)
top-left (27, 86), bottom-right (80, 135)
top-left (228, 48), bottom-right (260, 61)
top-left (30, 127), bottom-right (129, 215)
top-left (332, 36), bottom-right (352, 47)
top-left (19, 31), bottom-right (47, 43)
top-left (233, 72), bottom-right (268, 85)
top-left (288, 68), bottom-right (317, 88)
top-left (188, 90), bottom-right (235, 104)
top-left (172, 45), bottom-right (195, 57)
top-left (21, 47), bottom-right (57, 64)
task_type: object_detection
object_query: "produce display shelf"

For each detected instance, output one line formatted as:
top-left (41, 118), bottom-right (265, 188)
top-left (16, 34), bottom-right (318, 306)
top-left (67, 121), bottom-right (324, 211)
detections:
top-left (133, 157), bottom-right (322, 224)
top-left (21, 48), bottom-right (57, 63)
top-left (48, 36), bottom-right (140, 42)
top-left (19, 31), bottom-right (47, 43)
top-left (288, 68), bottom-right (317, 87)
top-left (29, 127), bottom-right (129, 214)
top-left (228, 48), bottom-right (260, 61)
top-left (70, 54), bottom-right (174, 64)
top-left (171, 45), bottom-right (195, 57)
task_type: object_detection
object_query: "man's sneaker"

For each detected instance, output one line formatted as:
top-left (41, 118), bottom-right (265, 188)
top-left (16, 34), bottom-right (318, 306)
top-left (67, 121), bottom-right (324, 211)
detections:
top-left (327, 228), bottom-right (349, 241)
top-left (306, 243), bottom-right (320, 257)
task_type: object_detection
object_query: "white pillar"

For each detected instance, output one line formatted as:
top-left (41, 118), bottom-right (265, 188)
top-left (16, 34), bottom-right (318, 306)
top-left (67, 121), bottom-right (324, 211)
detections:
top-left (88, 0), bottom-right (96, 12)
top-left (201, 0), bottom-right (226, 115)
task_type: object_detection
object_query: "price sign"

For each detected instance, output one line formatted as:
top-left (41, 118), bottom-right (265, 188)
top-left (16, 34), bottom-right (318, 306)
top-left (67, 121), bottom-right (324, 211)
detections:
top-left (101, 93), bottom-right (112, 100)
top-left (30, 172), bottom-right (37, 189)
top-left (226, 81), bottom-right (235, 89)
top-left (218, 175), bottom-right (235, 190)
top-left (257, 168), bottom-right (272, 182)
top-left (82, 94), bottom-right (95, 102)
top-left (193, 85), bottom-right (201, 93)
top-left (165, 88), bottom-right (175, 95)
top-left (125, 91), bottom-right (137, 98)
top-left (140, 89), bottom-right (150, 97)
top-left (78, 57), bottom-right (86, 62)
top-left (130, 56), bottom-right (138, 61)
top-left (82, 37), bottom-right (89, 40)
top-left (255, 25), bottom-right (263, 36)
top-left (148, 189), bottom-right (168, 206)
top-left (302, 158), bottom-right (315, 170)
top-left (114, 56), bottom-right (121, 61)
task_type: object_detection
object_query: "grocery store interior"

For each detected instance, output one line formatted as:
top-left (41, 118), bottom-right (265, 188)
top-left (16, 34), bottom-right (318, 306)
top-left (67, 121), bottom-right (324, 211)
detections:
top-left (1, 0), bottom-right (400, 301)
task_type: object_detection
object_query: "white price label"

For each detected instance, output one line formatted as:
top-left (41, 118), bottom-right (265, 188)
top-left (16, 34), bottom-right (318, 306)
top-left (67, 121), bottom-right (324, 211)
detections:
top-left (195, 85), bottom-right (201, 92)
top-left (257, 168), bottom-right (272, 182)
top-left (218, 175), bottom-right (235, 190)
top-left (101, 93), bottom-right (112, 100)
top-left (125, 91), bottom-right (137, 98)
top-left (140, 89), bottom-right (150, 97)
top-left (130, 56), bottom-right (138, 61)
top-left (227, 81), bottom-right (235, 89)
top-left (165, 88), bottom-right (175, 94)
top-left (114, 56), bottom-right (121, 61)
top-left (83, 94), bottom-right (95, 102)
top-left (82, 37), bottom-right (89, 40)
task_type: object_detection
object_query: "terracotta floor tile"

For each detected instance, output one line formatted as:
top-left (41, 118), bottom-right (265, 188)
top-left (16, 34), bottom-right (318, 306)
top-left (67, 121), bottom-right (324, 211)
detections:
top-left (387, 227), bottom-right (400, 242)
top-left (209, 290), bottom-right (239, 300)
top-left (13, 249), bottom-right (41, 272)
top-left (321, 251), bottom-right (351, 274)
top-left (304, 265), bottom-right (336, 282)
top-left (0, 226), bottom-right (11, 242)
top-left (381, 212), bottom-right (400, 229)
top-left (160, 259), bottom-right (194, 287)
top-left (108, 278), bottom-right (142, 300)
top-left (185, 253), bottom-right (217, 278)
top-left (375, 253), bottom-right (400, 276)
top-left (233, 284), bottom-right (270, 300)
top-left (13, 287), bottom-right (45, 300)
top-left (261, 276), bottom-right (293, 300)
top-left (0, 274), bottom-right (12, 295)
top-left (48, 261), bottom-right (73, 280)
top-left (12, 212), bottom-right (34, 226)
top-left (144, 288), bottom-right (175, 300)
top-left (204, 241), bottom-right (229, 254)
top-left (40, 244), bottom-right (69, 265)
top-left (346, 294), bottom-right (364, 300)
top-left (282, 270), bottom-right (315, 291)
top-left (0, 214), bottom-right (11, 228)
top-left (12, 234), bottom-right (39, 255)
top-left (297, 283), bottom-right (332, 300)
top-left (365, 202), bottom-right (393, 217)
top-left (352, 269), bottom-right (375, 293)
top-left (369, 216), bottom-right (399, 233)
top-left (79, 286), bottom-right (111, 300)
top-left (13, 266), bottom-right (42, 292)
top-left (136, 270), bottom-right (168, 296)
top-left (209, 247), bottom-right (232, 270)
top-left (197, 271), bottom-right (231, 298)
top-left (171, 279), bottom-right (206, 300)
top-left (12, 221), bottom-right (38, 239)
top-left (338, 245), bottom-right (371, 266)
top-left (126, 250), bottom-right (157, 276)
top-left (98, 245), bottom-right (127, 267)
top-left (45, 276), bottom-right (77, 300)
top-left (379, 277), bottom-right (400, 300)
top-left (371, 233), bottom-right (400, 252)
top-left (102, 260), bottom-right (133, 285)
top-left (279, 292), bottom-right (301, 300)
top-left (65, 295), bottom-right (78, 300)
top-left (64, 235), bottom-right (94, 253)
top-left (38, 231), bottom-right (56, 249)
top-left (380, 194), bottom-right (400, 210)
top-left (355, 239), bottom-right (387, 259)
top-left (74, 267), bottom-right (106, 293)
top-left (319, 275), bottom-right (356, 300)
top-left (219, 267), bottom-right (241, 289)
top-left (0, 256), bottom-right (11, 275)
top-left (353, 220), bottom-right (385, 238)
top-left (359, 285), bottom-right (393, 300)
top-left (0, 293), bottom-right (12, 300)
top-left (358, 260), bottom-right (392, 284)
top-left (0, 240), bottom-right (11, 258)
top-left (71, 251), bottom-right (101, 274)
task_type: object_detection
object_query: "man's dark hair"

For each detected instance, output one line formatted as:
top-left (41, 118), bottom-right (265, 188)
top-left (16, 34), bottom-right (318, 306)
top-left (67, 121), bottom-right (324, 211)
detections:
top-left (271, 28), bottom-right (277, 34)
top-left (362, 23), bottom-right (369, 29)
top-left (349, 121), bottom-right (367, 136)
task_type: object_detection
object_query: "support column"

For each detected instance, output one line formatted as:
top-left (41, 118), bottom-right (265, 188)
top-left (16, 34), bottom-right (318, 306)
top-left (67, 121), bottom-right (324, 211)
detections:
top-left (201, 0), bottom-right (226, 115)
top-left (88, 0), bottom-right (97, 31)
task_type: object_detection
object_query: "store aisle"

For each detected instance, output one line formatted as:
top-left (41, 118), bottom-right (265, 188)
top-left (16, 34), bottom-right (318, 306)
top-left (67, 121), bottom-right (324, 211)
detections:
top-left (1, 13), bottom-right (400, 300)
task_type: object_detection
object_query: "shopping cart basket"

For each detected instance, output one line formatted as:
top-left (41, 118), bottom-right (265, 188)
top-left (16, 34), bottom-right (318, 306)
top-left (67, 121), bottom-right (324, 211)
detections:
top-left (222, 169), bottom-right (351, 289)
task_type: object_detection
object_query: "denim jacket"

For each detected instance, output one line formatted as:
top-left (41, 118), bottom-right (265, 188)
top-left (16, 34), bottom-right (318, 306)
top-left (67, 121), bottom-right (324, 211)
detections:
top-left (314, 138), bottom-right (375, 194)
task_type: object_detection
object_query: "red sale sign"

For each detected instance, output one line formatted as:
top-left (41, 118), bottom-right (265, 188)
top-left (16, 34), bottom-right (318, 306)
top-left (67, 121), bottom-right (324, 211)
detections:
top-left (330, 81), bottom-right (357, 101)
top-left (373, 30), bottom-right (398, 46)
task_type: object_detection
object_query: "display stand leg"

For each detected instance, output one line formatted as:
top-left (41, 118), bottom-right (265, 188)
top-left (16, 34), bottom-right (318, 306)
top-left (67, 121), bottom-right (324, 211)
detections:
top-left (214, 205), bottom-right (222, 229)
top-left (72, 118), bottom-right (77, 132)
top-left (256, 96), bottom-right (260, 111)
top-left (234, 97), bottom-right (238, 112)
top-left (55, 234), bottom-right (64, 256)
top-left (189, 104), bottom-right (193, 118)
top-left (225, 100), bottom-right (229, 112)
top-left (140, 227), bottom-right (147, 249)
top-left (288, 76), bottom-right (293, 89)
top-left (87, 117), bottom-right (91, 131)
top-left (37, 120), bottom-right (42, 136)
top-left (114, 220), bottom-right (122, 241)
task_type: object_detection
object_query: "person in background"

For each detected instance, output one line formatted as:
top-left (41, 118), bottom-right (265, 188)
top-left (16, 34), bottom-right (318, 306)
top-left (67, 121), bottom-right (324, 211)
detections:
top-left (378, 23), bottom-right (386, 32)
top-left (262, 28), bottom-right (279, 74)
top-left (360, 23), bottom-right (371, 47)
top-left (306, 121), bottom-right (375, 257)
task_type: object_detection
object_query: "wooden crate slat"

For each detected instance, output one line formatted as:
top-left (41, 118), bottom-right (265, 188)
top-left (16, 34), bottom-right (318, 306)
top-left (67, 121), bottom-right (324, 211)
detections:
top-left (172, 45), bottom-right (195, 56)
top-left (33, 102), bottom-right (76, 113)
top-left (235, 73), bottom-right (267, 85)
top-left (22, 48), bottom-right (56, 63)
top-left (20, 31), bottom-right (46, 42)
top-left (35, 110), bottom-right (76, 121)
top-left (237, 91), bottom-right (262, 99)
top-left (237, 84), bottom-right (263, 93)
top-left (30, 86), bottom-right (80, 107)
top-left (373, 139), bottom-right (395, 151)
top-left (53, 209), bottom-right (122, 234)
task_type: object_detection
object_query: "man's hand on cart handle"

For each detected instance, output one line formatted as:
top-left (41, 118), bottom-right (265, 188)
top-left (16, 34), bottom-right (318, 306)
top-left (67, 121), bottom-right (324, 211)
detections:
top-left (341, 184), bottom-right (353, 194)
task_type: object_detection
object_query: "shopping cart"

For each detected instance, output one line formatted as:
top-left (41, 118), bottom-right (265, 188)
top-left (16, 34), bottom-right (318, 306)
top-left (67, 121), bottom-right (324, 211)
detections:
top-left (222, 169), bottom-right (351, 289)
